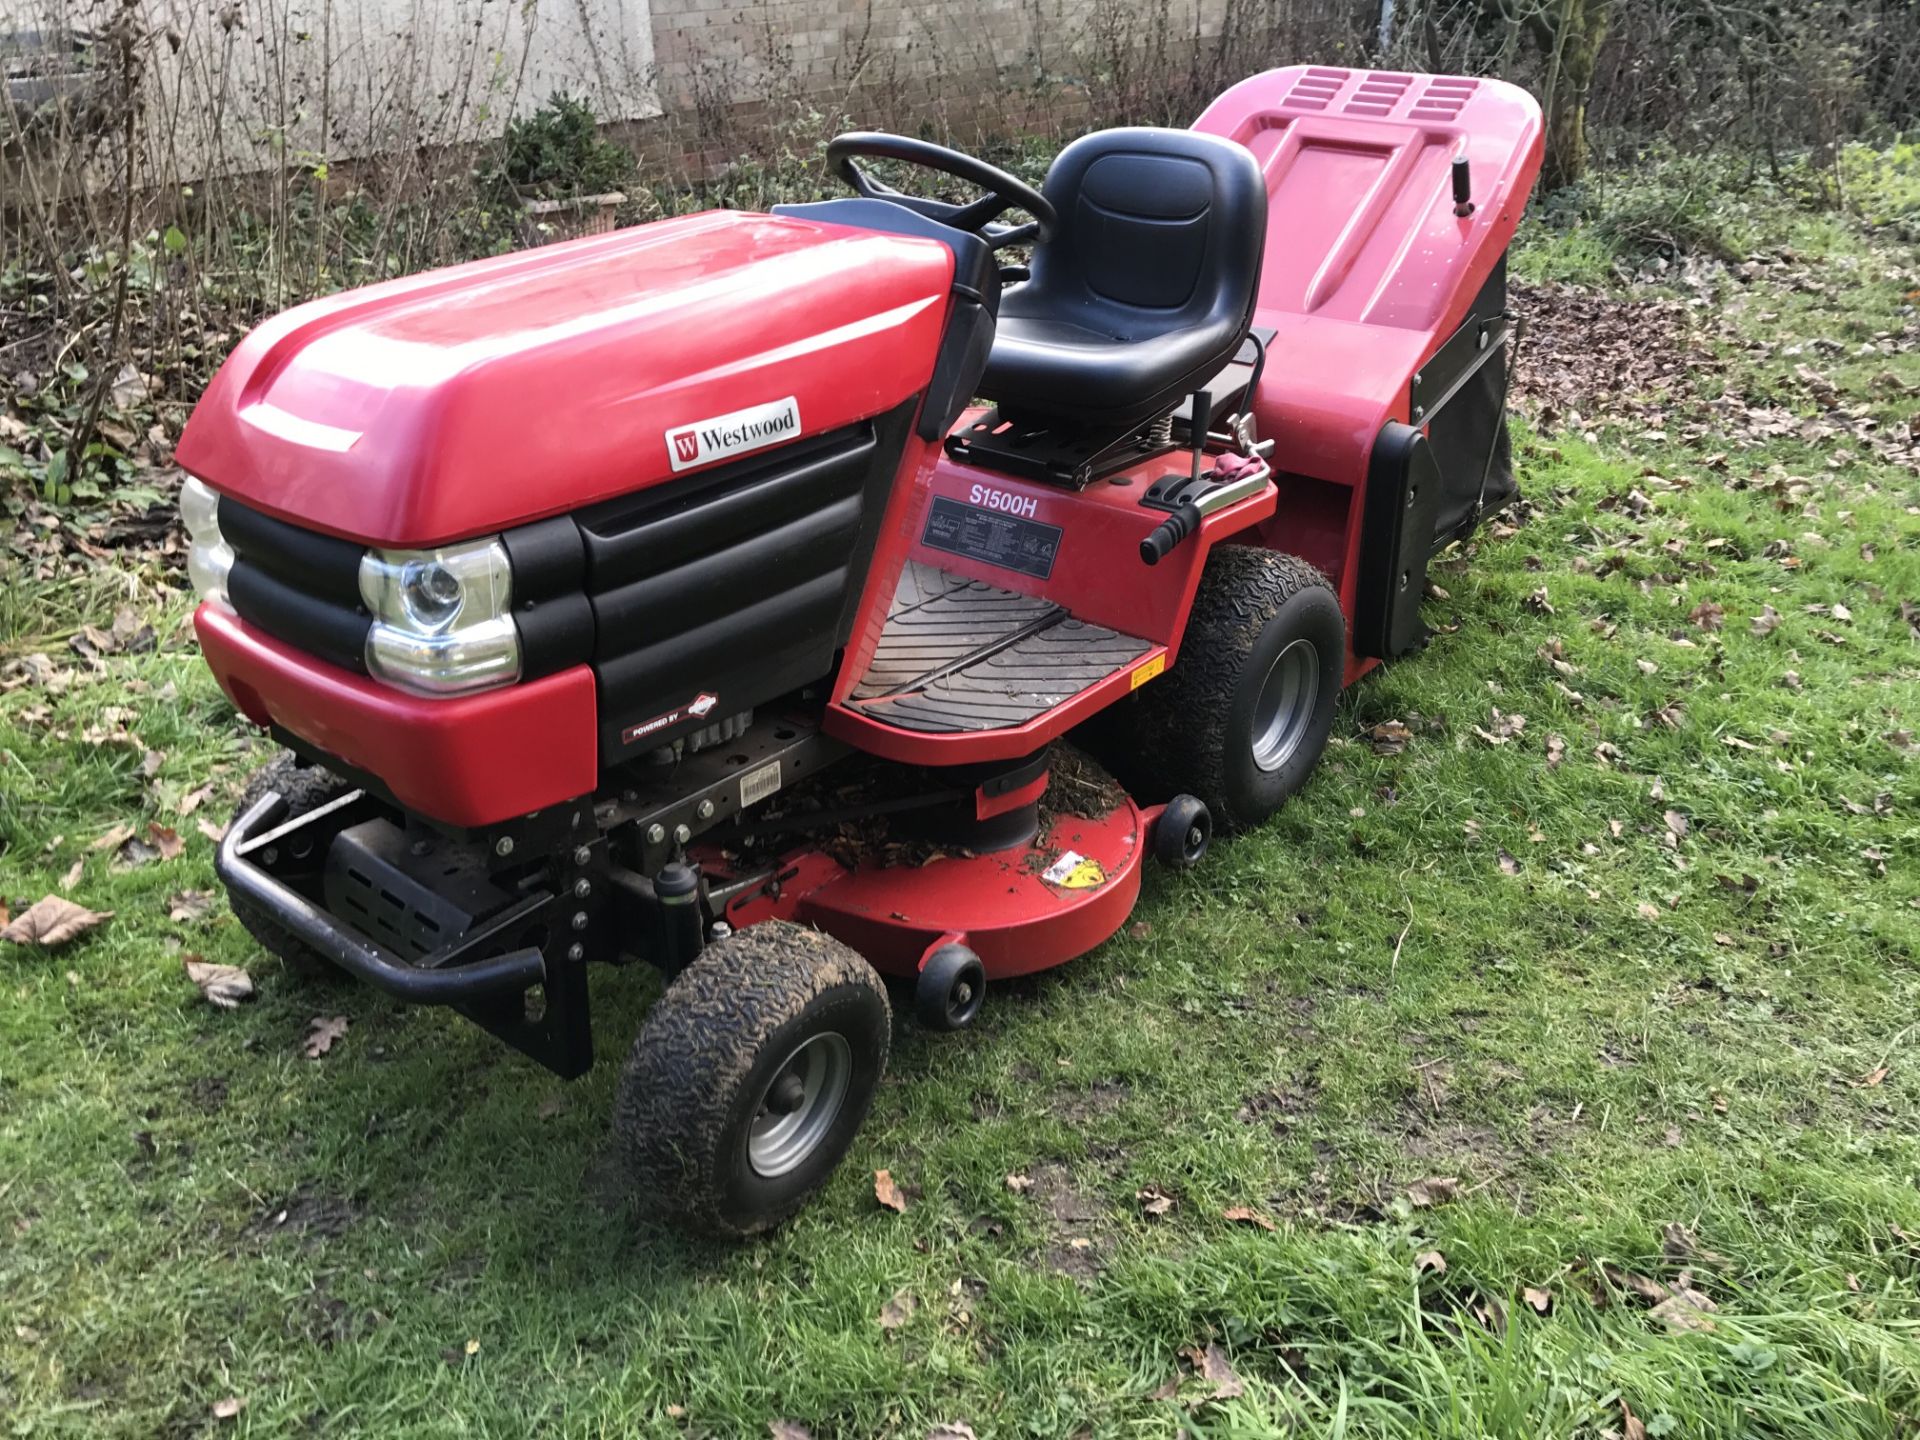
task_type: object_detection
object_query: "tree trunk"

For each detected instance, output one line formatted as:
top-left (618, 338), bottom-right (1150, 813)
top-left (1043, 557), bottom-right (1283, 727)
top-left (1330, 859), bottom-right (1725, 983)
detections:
top-left (1538, 0), bottom-right (1611, 191)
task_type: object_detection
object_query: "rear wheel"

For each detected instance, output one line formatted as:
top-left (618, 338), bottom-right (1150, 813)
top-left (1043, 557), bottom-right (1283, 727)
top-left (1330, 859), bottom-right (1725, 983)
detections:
top-left (226, 752), bottom-right (350, 981)
top-left (614, 922), bottom-right (890, 1237)
top-left (1118, 547), bottom-right (1344, 834)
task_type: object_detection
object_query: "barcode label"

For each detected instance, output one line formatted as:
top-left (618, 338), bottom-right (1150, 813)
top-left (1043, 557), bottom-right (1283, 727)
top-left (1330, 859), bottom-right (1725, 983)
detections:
top-left (740, 761), bottom-right (782, 808)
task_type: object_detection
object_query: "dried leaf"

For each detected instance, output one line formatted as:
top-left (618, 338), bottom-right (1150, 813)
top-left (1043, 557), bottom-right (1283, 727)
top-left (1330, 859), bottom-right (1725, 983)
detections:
top-left (168, 889), bottom-right (215, 923)
top-left (1004, 1172), bottom-right (1034, 1194)
top-left (1221, 1205), bottom-right (1276, 1231)
top-left (1649, 1287), bottom-right (1718, 1333)
top-left (1663, 810), bottom-right (1689, 841)
top-left (1637, 902), bottom-right (1663, 921)
top-left (1415, 1249), bottom-right (1447, 1276)
top-left (1522, 1286), bottom-right (1553, 1315)
top-left (873, 1168), bottom-right (908, 1214)
top-left (1367, 719), bottom-right (1414, 755)
top-left (1546, 733), bottom-right (1566, 769)
top-left (1497, 849), bottom-right (1521, 876)
top-left (184, 956), bottom-right (254, 1009)
top-left (1750, 605), bottom-right (1782, 636)
top-left (1687, 601), bottom-right (1725, 631)
top-left (1183, 1341), bottom-right (1245, 1402)
top-left (878, 1289), bottom-right (917, 1330)
top-left (303, 1015), bottom-right (349, 1059)
top-left (769, 1422), bottom-right (813, 1440)
top-left (211, 1396), bottom-right (245, 1421)
top-left (1406, 1176), bottom-right (1459, 1208)
top-left (2, 895), bottom-right (112, 948)
top-left (147, 822), bottom-right (184, 861)
top-left (925, 1425), bottom-right (979, 1440)
top-left (1856, 1066), bottom-right (1890, 1089)
top-left (1137, 1185), bottom-right (1175, 1218)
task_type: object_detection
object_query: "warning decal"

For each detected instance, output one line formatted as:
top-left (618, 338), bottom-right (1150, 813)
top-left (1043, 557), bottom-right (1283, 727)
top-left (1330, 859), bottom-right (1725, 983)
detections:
top-left (1041, 849), bottom-right (1107, 890)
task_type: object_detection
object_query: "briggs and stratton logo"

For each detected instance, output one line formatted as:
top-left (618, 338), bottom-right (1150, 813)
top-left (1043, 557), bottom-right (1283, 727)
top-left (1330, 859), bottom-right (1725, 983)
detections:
top-left (621, 691), bottom-right (720, 746)
top-left (666, 396), bottom-right (801, 473)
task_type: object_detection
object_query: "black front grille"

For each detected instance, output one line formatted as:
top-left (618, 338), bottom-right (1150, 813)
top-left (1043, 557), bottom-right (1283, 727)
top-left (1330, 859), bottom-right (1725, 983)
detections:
top-left (220, 498), bottom-right (371, 673)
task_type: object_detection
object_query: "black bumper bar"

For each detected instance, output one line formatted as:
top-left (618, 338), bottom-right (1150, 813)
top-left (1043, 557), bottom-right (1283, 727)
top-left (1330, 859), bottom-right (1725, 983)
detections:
top-left (217, 794), bottom-right (547, 1005)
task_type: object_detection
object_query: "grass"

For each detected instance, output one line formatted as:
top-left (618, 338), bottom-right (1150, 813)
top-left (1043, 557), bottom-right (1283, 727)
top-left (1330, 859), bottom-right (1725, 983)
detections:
top-left (3, 157), bottom-right (1919, 1438)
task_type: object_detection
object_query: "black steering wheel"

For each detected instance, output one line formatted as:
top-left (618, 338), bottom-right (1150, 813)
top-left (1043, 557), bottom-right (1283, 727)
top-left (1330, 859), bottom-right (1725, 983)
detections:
top-left (826, 132), bottom-right (1057, 249)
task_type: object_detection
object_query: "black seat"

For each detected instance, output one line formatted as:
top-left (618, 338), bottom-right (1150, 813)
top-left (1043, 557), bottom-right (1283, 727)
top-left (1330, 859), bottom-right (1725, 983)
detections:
top-left (978, 127), bottom-right (1268, 429)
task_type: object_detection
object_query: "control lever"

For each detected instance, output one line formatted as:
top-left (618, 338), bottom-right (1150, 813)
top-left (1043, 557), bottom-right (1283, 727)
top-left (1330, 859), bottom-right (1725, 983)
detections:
top-left (1139, 501), bottom-right (1202, 566)
top-left (1451, 155), bottom-right (1475, 217)
top-left (1188, 388), bottom-right (1212, 486)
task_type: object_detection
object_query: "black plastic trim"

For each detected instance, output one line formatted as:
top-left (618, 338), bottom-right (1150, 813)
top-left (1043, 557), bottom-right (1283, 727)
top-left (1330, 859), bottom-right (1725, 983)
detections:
top-left (228, 559), bottom-right (371, 674)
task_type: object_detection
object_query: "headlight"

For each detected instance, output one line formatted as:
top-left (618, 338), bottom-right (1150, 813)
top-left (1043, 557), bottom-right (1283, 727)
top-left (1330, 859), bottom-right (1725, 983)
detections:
top-left (358, 538), bottom-right (519, 696)
top-left (180, 476), bottom-right (234, 604)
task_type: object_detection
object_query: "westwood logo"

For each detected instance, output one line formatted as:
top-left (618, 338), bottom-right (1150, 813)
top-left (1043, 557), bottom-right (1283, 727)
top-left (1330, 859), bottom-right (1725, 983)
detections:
top-left (665, 396), bottom-right (802, 472)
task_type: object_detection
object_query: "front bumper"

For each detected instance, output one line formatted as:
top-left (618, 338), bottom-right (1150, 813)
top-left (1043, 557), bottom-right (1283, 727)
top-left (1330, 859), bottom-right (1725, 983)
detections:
top-left (195, 601), bottom-right (597, 829)
top-left (217, 793), bottom-right (548, 1005)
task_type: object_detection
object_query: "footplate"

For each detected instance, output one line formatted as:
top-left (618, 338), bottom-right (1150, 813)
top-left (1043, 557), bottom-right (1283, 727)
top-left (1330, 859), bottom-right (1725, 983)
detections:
top-left (845, 562), bottom-right (1152, 735)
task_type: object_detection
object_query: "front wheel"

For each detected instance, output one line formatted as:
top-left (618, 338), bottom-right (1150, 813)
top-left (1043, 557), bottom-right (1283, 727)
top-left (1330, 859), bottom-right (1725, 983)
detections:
top-left (614, 922), bottom-right (890, 1237)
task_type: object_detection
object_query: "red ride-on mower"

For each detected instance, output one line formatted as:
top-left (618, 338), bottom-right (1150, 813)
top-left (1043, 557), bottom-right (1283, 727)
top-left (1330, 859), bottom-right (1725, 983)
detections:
top-left (180, 67), bottom-right (1542, 1234)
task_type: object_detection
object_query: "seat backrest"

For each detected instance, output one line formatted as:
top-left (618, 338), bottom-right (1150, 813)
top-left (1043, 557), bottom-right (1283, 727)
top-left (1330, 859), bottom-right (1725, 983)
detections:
top-left (1024, 128), bottom-right (1267, 334)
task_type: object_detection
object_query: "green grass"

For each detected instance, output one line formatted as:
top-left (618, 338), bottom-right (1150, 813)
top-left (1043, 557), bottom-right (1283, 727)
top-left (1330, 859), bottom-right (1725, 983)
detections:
top-left (3, 166), bottom-right (1919, 1438)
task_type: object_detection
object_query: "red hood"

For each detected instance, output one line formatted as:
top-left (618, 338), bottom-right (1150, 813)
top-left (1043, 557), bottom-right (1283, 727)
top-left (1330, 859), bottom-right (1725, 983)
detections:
top-left (176, 210), bottom-right (953, 547)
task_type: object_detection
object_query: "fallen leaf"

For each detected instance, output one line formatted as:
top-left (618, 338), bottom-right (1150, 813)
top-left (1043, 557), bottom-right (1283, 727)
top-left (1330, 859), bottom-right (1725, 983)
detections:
top-left (211, 1396), bottom-right (245, 1421)
top-left (1137, 1185), bottom-right (1175, 1218)
top-left (1663, 810), bottom-right (1689, 841)
top-left (1415, 1249), bottom-right (1447, 1276)
top-left (89, 822), bottom-right (135, 853)
top-left (1661, 1223), bottom-right (1732, 1270)
top-left (1750, 605), bottom-right (1782, 636)
top-left (1497, 848), bottom-right (1521, 876)
top-left (1524, 587), bottom-right (1555, 615)
top-left (878, 1289), bottom-right (917, 1330)
top-left (184, 957), bottom-right (254, 1009)
top-left (1407, 1176), bottom-right (1459, 1208)
top-left (1004, 1172), bottom-right (1034, 1194)
top-left (197, 817), bottom-right (229, 844)
top-left (1649, 1286), bottom-right (1718, 1333)
top-left (1184, 1341), bottom-right (1245, 1402)
top-left (2, 895), bottom-right (112, 948)
top-left (1622, 1399), bottom-right (1647, 1440)
top-left (1546, 733), bottom-right (1566, 769)
top-left (1367, 719), bottom-right (1414, 755)
top-left (1856, 1066), bottom-right (1889, 1088)
top-left (168, 889), bottom-right (215, 923)
top-left (177, 783), bottom-right (217, 817)
top-left (873, 1168), bottom-right (908, 1214)
top-left (1638, 902), bottom-right (1664, 921)
top-left (303, 1015), bottom-right (349, 1059)
top-left (60, 857), bottom-right (84, 890)
top-left (769, 1422), bottom-right (812, 1440)
top-left (1221, 1205), bottom-right (1276, 1231)
top-left (1687, 601), bottom-right (1725, 631)
top-left (147, 822), bottom-right (184, 861)
top-left (1522, 1286), bottom-right (1553, 1315)
top-left (925, 1425), bottom-right (979, 1440)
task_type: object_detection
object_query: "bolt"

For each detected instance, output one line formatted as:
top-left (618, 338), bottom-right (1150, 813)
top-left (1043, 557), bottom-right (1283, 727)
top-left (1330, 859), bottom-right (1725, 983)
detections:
top-left (673, 823), bottom-right (691, 845)
top-left (261, 846), bottom-right (279, 866)
top-left (570, 811), bottom-right (581, 829)
top-left (573, 878), bottom-right (591, 899)
top-left (1399, 571), bottom-right (1410, 591)
top-left (571, 911), bottom-right (589, 931)
top-left (1478, 329), bottom-right (1491, 350)
top-left (410, 839), bottom-right (432, 857)
top-left (572, 845), bottom-right (591, 867)
top-left (696, 798), bottom-right (716, 820)
top-left (646, 823), bottom-right (666, 845)
top-left (494, 836), bottom-right (514, 858)
top-left (567, 942), bottom-right (584, 962)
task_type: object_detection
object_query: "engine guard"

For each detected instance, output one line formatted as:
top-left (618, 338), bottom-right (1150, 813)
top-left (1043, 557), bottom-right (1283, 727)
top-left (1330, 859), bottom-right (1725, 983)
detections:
top-left (217, 794), bottom-right (549, 1005)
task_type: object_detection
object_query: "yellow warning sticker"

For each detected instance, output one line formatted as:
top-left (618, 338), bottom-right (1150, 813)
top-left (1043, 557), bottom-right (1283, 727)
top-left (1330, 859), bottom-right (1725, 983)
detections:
top-left (1041, 849), bottom-right (1107, 890)
top-left (1130, 654), bottom-right (1166, 690)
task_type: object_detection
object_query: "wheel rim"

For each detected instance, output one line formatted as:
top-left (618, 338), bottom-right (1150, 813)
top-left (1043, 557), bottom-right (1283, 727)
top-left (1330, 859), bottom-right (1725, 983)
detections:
top-left (1250, 638), bottom-right (1321, 773)
top-left (748, 1032), bottom-right (853, 1179)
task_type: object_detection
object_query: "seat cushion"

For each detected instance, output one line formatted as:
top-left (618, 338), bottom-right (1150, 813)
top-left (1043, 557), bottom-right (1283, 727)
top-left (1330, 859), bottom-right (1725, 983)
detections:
top-left (978, 128), bottom-right (1267, 429)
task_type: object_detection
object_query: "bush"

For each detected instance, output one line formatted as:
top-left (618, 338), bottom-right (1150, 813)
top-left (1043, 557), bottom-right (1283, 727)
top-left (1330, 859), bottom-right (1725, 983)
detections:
top-left (480, 93), bottom-right (634, 206)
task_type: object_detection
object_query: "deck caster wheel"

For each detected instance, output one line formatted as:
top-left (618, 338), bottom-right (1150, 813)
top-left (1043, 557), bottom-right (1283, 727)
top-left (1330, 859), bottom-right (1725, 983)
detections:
top-left (1153, 794), bottom-right (1211, 868)
top-left (916, 944), bottom-right (986, 1031)
top-left (614, 921), bottom-right (890, 1237)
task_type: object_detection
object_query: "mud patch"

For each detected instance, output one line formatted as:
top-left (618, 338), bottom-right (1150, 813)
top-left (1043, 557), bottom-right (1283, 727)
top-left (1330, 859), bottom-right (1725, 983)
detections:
top-left (1019, 1161), bottom-right (1110, 1283)
top-left (1236, 1069), bottom-right (1321, 1135)
top-left (1047, 1075), bottom-right (1130, 1126)
top-left (247, 1184), bottom-right (362, 1244)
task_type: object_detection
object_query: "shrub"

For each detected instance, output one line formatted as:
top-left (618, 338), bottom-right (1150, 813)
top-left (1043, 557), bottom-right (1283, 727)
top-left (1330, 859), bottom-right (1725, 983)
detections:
top-left (480, 93), bottom-right (634, 206)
